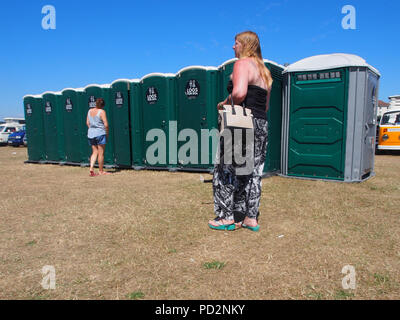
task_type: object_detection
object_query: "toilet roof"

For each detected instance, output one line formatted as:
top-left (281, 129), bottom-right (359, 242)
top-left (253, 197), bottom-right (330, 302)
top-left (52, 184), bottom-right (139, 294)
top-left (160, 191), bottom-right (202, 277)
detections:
top-left (283, 53), bottom-right (380, 76)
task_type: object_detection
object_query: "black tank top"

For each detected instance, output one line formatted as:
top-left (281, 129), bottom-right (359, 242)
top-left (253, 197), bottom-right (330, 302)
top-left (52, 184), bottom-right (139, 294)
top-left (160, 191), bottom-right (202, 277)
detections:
top-left (227, 80), bottom-right (268, 120)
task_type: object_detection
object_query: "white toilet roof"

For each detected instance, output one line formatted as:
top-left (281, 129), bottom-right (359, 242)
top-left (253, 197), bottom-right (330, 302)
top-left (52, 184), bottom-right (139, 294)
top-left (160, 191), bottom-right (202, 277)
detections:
top-left (283, 53), bottom-right (380, 76)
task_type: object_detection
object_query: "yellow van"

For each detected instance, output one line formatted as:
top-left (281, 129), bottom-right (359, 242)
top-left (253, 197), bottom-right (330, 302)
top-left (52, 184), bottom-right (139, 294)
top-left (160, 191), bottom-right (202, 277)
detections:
top-left (377, 108), bottom-right (400, 151)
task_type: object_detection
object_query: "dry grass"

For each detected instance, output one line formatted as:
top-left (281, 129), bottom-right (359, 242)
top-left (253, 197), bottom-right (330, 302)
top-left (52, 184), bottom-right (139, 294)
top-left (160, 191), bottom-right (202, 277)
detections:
top-left (0, 146), bottom-right (399, 300)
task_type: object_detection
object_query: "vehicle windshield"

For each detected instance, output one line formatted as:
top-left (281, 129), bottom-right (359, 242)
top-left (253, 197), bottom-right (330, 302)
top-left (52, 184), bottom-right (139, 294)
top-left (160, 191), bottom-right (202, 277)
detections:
top-left (381, 111), bottom-right (400, 125)
top-left (0, 126), bottom-right (5, 132)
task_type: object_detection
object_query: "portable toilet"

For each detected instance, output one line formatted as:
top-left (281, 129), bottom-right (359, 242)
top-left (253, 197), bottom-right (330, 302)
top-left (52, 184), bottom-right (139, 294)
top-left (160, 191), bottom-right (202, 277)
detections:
top-left (110, 79), bottom-right (132, 168)
top-left (139, 73), bottom-right (177, 170)
top-left (264, 59), bottom-right (285, 175)
top-left (176, 66), bottom-right (219, 172)
top-left (217, 58), bottom-right (285, 176)
top-left (83, 84), bottom-right (114, 168)
top-left (23, 94), bottom-right (46, 163)
top-left (42, 91), bottom-right (65, 164)
top-left (74, 87), bottom-right (92, 166)
top-left (218, 58), bottom-right (237, 102)
top-left (281, 53), bottom-right (380, 182)
top-left (129, 79), bottom-right (144, 170)
top-left (61, 88), bottom-right (84, 165)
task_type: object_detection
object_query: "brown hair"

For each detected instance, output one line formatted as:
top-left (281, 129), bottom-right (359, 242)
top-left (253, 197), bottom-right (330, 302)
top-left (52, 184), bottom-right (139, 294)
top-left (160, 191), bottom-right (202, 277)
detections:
top-left (96, 98), bottom-right (105, 108)
top-left (235, 31), bottom-right (273, 89)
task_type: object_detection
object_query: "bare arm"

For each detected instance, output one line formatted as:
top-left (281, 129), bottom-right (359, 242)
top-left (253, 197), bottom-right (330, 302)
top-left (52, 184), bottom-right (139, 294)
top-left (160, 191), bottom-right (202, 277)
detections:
top-left (217, 60), bottom-right (249, 110)
top-left (100, 110), bottom-right (109, 136)
top-left (86, 114), bottom-right (90, 128)
top-left (266, 87), bottom-right (271, 113)
top-left (231, 59), bottom-right (249, 104)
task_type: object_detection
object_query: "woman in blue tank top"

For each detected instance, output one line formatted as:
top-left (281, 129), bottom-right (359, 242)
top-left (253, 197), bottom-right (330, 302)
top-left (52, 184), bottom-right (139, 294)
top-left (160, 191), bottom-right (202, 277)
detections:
top-left (86, 98), bottom-right (110, 176)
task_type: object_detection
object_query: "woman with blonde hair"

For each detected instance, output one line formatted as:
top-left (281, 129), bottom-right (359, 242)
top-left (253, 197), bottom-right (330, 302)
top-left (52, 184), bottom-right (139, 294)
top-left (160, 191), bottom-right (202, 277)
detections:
top-left (208, 31), bottom-right (272, 232)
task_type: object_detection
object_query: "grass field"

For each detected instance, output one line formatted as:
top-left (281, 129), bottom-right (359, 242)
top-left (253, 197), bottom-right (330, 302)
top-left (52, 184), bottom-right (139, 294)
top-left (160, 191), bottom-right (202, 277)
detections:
top-left (0, 146), bottom-right (399, 300)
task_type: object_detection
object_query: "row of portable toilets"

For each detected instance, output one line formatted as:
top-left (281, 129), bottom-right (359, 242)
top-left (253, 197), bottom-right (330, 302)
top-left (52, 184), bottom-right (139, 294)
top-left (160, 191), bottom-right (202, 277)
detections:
top-left (23, 54), bottom-right (381, 182)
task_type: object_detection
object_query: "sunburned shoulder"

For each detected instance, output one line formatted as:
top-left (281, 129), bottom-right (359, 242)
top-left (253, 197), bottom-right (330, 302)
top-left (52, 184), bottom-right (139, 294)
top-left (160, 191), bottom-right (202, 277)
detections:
top-left (234, 58), bottom-right (253, 67)
top-left (235, 58), bottom-right (259, 73)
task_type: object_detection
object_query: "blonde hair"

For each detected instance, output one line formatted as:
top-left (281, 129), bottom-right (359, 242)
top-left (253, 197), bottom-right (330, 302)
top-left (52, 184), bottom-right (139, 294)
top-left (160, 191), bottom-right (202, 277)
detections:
top-left (235, 31), bottom-right (273, 89)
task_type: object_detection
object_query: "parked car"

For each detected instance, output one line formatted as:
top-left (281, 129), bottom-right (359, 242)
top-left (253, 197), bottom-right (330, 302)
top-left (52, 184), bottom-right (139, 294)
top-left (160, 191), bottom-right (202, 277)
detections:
top-left (8, 129), bottom-right (26, 147)
top-left (0, 122), bottom-right (25, 145)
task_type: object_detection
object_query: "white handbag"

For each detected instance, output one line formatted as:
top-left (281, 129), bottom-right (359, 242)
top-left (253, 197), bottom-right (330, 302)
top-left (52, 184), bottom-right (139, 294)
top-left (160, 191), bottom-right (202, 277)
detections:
top-left (219, 95), bottom-right (254, 132)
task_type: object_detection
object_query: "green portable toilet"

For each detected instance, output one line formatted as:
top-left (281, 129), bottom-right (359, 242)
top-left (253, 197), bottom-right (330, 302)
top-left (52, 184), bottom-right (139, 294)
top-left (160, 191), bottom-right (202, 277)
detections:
top-left (139, 73), bottom-right (177, 170)
top-left (264, 59), bottom-right (284, 175)
top-left (23, 94), bottom-right (46, 163)
top-left (129, 79), bottom-right (144, 170)
top-left (61, 88), bottom-right (84, 165)
top-left (83, 84), bottom-right (115, 168)
top-left (74, 87), bottom-right (91, 166)
top-left (110, 79), bottom-right (132, 168)
top-left (282, 53), bottom-right (380, 182)
top-left (218, 58), bottom-right (236, 102)
top-left (176, 66), bottom-right (219, 172)
top-left (217, 58), bottom-right (284, 176)
top-left (42, 91), bottom-right (65, 164)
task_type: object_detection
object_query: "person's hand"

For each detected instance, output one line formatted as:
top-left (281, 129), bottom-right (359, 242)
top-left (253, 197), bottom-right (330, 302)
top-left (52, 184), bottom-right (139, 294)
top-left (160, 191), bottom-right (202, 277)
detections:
top-left (217, 101), bottom-right (225, 110)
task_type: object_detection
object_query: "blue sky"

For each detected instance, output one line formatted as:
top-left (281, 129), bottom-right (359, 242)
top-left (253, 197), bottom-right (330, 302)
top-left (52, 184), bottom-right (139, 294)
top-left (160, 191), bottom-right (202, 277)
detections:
top-left (0, 0), bottom-right (398, 120)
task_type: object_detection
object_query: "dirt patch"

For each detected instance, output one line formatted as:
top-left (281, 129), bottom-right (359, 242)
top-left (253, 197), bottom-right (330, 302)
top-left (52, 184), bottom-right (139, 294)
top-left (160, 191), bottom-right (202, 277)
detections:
top-left (0, 146), bottom-right (399, 299)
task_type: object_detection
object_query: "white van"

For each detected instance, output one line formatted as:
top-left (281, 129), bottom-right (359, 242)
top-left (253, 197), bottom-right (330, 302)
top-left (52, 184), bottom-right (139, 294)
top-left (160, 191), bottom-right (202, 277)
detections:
top-left (0, 118), bottom-right (26, 145)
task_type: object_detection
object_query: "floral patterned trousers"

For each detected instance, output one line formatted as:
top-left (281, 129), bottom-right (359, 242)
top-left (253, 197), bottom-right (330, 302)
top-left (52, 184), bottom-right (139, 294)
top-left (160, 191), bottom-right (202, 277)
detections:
top-left (213, 118), bottom-right (268, 222)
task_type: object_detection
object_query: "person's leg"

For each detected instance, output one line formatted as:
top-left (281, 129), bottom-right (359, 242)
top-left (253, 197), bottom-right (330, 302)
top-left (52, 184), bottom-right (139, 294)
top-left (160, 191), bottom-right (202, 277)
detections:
top-left (232, 127), bottom-right (253, 225)
top-left (233, 174), bottom-right (251, 223)
top-left (210, 164), bottom-right (236, 227)
top-left (242, 118), bottom-right (268, 228)
top-left (90, 145), bottom-right (99, 175)
top-left (209, 128), bottom-right (236, 228)
top-left (98, 144), bottom-right (106, 174)
top-left (242, 175), bottom-right (263, 227)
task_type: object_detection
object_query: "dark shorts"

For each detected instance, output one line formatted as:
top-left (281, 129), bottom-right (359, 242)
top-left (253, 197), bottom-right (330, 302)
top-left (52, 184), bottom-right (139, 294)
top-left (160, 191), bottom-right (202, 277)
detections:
top-left (88, 135), bottom-right (106, 146)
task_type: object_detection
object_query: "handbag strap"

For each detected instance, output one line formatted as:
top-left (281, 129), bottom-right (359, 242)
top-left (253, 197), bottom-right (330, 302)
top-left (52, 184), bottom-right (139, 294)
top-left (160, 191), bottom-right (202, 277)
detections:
top-left (229, 94), bottom-right (248, 116)
top-left (230, 95), bottom-right (237, 115)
